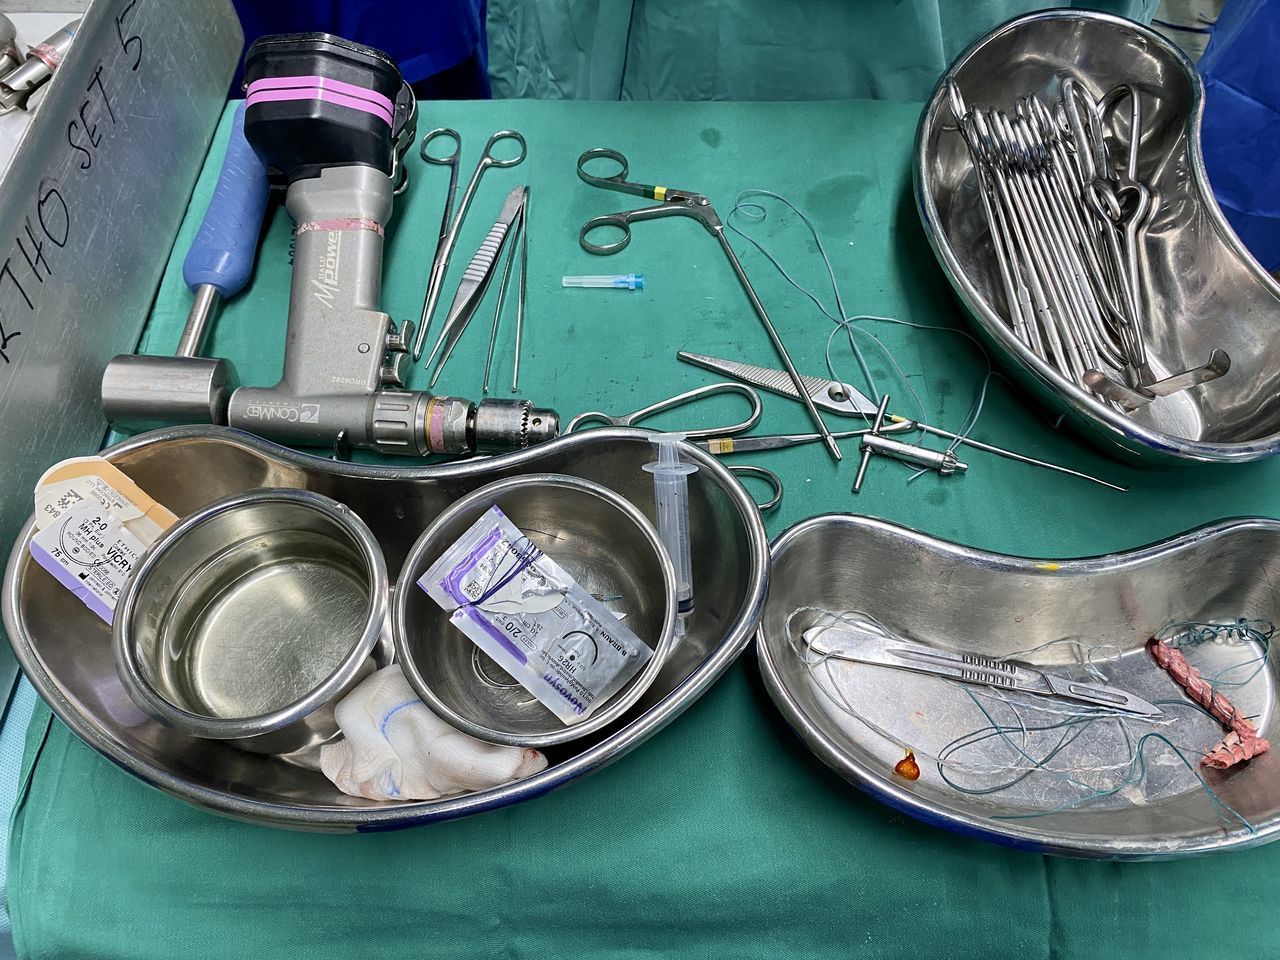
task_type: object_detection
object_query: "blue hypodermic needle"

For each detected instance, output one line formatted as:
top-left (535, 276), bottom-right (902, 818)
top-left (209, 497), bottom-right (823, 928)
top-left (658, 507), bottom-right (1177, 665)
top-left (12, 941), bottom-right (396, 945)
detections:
top-left (562, 273), bottom-right (644, 290)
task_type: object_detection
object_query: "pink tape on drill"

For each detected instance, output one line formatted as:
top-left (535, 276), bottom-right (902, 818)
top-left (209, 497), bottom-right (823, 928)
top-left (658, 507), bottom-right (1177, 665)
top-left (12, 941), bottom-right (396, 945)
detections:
top-left (31, 42), bottom-right (62, 70)
top-left (247, 74), bottom-right (395, 113)
top-left (427, 400), bottom-right (446, 453)
top-left (245, 87), bottom-right (394, 126)
top-left (296, 218), bottom-right (385, 236)
top-left (245, 75), bottom-right (395, 126)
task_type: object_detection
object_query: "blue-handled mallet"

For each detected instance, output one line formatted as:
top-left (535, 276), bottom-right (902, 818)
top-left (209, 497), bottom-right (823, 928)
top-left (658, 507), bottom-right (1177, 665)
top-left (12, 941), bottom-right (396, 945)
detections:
top-left (101, 101), bottom-right (270, 431)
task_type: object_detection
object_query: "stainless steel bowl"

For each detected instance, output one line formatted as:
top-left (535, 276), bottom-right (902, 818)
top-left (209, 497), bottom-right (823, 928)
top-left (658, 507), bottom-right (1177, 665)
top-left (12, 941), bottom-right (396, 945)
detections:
top-left (915, 11), bottom-right (1280, 463)
top-left (395, 474), bottom-right (677, 748)
top-left (2, 426), bottom-right (768, 830)
top-left (757, 515), bottom-right (1280, 859)
top-left (114, 488), bottom-right (391, 758)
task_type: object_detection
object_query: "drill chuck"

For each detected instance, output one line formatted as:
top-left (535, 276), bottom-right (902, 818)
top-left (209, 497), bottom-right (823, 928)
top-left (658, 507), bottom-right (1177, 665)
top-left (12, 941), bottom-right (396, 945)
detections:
top-left (368, 391), bottom-right (559, 457)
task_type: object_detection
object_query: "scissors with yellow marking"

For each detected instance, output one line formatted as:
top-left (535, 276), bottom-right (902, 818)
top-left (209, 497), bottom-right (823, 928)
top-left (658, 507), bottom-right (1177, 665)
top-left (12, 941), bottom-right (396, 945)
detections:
top-left (575, 147), bottom-right (843, 463)
top-left (565, 383), bottom-right (784, 510)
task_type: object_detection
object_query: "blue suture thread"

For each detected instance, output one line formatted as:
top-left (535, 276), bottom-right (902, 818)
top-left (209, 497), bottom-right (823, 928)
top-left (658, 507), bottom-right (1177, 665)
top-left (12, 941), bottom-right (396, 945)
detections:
top-left (724, 190), bottom-right (898, 413)
top-left (724, 189), bottom-right (1008, 479)
top-left (793, 609), bottom-right (1266, 831)
top-left (991, 731), bottom-right (1254, 831)
top-left (467, 536), bottom-right (544, 608)
top-left (939, 617), bottom-right (1277, 831)
top-left (939, 696), bottom-right (1098, 796)
top-left (941, 688), bottom-right (1256, 831)
top-left (1158, 618), bottom-right (1274, 693)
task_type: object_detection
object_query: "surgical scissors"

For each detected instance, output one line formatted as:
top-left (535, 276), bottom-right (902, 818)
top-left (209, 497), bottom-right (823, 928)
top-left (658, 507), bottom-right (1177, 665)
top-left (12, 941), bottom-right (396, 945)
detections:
top-left (565, 383), bottom-right (782, 510)
top-left (413, 129), bottom-right (527, 361)
top-left (575, 147), bottom-right (843, 463)
top-left (420, 127), bottom-right (460, 261)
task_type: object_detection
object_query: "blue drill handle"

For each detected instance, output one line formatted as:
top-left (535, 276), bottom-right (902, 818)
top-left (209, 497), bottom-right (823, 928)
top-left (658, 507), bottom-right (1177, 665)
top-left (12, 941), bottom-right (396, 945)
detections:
top-left (182, 101), bottom-right (270, 297)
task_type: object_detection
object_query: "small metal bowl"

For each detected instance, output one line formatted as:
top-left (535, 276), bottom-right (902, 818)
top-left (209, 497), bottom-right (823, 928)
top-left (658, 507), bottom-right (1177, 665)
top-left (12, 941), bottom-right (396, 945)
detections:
top-left (394, 473), bottom-right (677, 748)
top-left (114, 488), bottom-right (391, 757)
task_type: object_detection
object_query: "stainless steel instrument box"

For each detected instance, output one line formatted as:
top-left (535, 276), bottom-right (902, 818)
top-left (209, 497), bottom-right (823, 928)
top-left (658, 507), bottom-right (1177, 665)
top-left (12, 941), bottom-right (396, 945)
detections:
top-left (0, 0), bottom-right (243, 689)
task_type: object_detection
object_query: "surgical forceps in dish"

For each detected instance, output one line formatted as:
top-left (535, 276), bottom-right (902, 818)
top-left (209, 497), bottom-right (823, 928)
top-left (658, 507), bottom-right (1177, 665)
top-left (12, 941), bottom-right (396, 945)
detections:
top-left (413, 129), bottom-right (527, 361)
top-left (565, 383), bottom-right (783, 510)
top-left (574, 147), bottom-right (844, 463)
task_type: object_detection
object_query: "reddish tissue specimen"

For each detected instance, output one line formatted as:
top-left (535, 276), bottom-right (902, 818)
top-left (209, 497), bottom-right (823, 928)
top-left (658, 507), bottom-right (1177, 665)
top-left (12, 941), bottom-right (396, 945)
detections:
top-left (1204, 731), bottom-right (1269, 770)
top-left (1147, 638), bottom-right (1271, 770)
top-left (894, 750), bottom-right (921, 781)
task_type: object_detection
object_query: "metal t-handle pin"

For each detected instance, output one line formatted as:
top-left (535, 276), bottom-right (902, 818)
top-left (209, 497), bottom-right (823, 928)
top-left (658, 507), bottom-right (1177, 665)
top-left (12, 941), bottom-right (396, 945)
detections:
top-left (852, 394), bottom-right (890, 494)
top-left (853, 394), bottom-right (972, 493)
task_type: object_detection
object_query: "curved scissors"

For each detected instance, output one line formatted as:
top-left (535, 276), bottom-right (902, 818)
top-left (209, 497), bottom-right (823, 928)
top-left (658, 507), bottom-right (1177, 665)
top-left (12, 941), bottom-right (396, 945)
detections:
top-left (413, 129), bottom-right (528, 360)
top-left (728, 464), bottom-right (783, 512)
top-left (576, 148), bottom-right (724, 256)
top-left (420, 127), bottom-right (461, 249)
top-left (565, 384), bottom-right (782, 512)
top-left (566, 383), bottom-right (762, 440)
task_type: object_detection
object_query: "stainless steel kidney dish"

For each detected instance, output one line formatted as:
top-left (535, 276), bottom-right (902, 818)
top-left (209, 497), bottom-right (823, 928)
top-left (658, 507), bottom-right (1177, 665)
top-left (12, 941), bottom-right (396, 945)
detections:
top-left (113, 488), bottom-right (391, 759)
top-left (395, 474), bottom-right (677, 748)
top-left (3, 426), bottom-right (767, 830)
top-left (757, 515), bottom-right (1280, 859)
top-left (915, 11), bottom-right (1280, 463)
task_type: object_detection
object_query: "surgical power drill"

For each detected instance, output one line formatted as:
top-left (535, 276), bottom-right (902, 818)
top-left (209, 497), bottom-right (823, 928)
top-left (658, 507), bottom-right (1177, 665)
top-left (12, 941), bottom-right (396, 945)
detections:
top-left (101, 33), bottom-right (558, 456)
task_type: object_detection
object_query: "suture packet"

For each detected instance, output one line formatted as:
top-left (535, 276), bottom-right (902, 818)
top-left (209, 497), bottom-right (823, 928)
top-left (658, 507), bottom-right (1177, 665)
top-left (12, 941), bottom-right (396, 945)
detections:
top-left (418, 506), bottom-right (653, 725)
top-left (28, 456), bottom-right (177, 623)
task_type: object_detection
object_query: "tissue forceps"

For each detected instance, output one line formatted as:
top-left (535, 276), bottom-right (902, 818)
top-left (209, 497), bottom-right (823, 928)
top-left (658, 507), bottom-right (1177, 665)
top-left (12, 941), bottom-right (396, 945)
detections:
top-left (575, 147), bottom-right (843, 463)
top-left (426, 185), bottom-right (527, 386)
top-left (413, 129), bottom-right (527, 361)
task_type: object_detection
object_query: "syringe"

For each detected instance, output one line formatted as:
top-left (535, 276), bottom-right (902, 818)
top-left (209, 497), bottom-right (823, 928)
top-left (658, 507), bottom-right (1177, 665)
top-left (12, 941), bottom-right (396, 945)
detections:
top-left (642, 433), bottom-right (696, 638)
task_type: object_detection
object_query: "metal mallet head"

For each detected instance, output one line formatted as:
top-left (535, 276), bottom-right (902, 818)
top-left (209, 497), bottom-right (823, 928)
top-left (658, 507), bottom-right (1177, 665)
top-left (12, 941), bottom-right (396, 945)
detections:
top-left (101, 283), bottom-right (238, 431)
top-left (100, 355), bottom-right (237, 431)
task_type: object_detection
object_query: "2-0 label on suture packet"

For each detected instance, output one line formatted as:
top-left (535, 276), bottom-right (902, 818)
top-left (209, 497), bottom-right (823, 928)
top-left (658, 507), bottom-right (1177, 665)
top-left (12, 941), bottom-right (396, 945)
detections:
top-left (28, 456), bottom-right (177, 624)
top-left (418, 506), bottom-right (654, 725)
